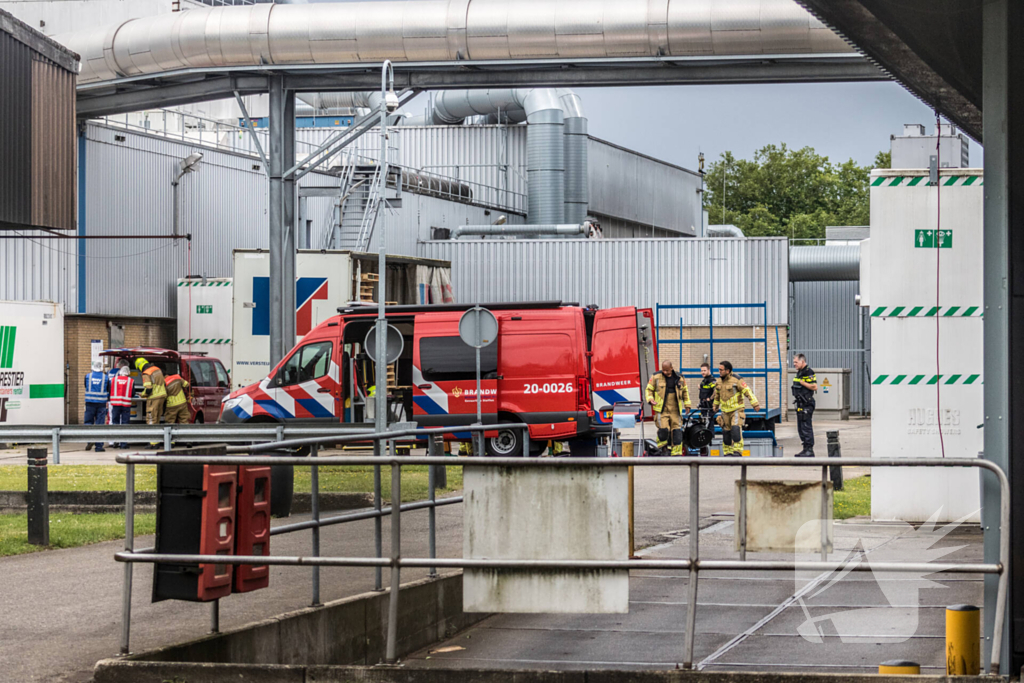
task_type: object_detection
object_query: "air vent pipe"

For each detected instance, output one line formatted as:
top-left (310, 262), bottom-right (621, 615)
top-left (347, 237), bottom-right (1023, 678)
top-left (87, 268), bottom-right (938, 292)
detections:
top-left (451, 223), bottom-right (588, 239)
top-left (708, 225), bottom-right (746, 238)
top-left (789, 244), bottom-right (861, 281)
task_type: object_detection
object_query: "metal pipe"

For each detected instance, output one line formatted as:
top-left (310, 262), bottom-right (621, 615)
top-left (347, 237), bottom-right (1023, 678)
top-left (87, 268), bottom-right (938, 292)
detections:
top-left (225, 422), bottom-right (528, 453)
top-left (789, 244), bottom-right (861, 281)
top-left (311, 443), bottom-right (321, 606)
top-left (683, 462), bottom-right (699, 669)
top-left (119, 462), bottom-right (134, 654)
top-left (114, 553), bottom-right (1002, 575)
top-left (427, 437), bottom-right (437, 577)
top-left (268, 76), bottom-right (286, 368)
top-left (820, 465), bottom-right (828, 561)
top-left (283, 92), bottom-right (297, 349)
top-left (210, 599), bottom-right (219, 634)
top-left (450, 223), bottom-right (587, 239)
top-left (739, 465), bottom-right (747, 561)
top-left (374, 441), bottom-right (383, 591)
top-left (64, 2), bottom-right (852, 86)
top-left (707, 225), bottom-right (745, 238)
top-left (386, 454), bottom-right (401, 663)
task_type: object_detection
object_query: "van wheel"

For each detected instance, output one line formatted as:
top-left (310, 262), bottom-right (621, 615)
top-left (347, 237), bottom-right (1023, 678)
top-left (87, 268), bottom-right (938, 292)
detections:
top-left (486, 429), bottom-right (525, 457)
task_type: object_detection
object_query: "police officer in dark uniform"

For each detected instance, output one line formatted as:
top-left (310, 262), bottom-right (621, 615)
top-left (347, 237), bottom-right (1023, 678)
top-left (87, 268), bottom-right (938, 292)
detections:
top-left (697, 362), bottom-right (717, 456)
top-left (792, 353), bottom-right (818, 457)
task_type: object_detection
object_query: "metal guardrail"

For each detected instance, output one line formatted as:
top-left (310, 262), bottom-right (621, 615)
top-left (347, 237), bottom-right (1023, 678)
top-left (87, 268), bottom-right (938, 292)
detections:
top-left (111, 427), bottom-right (1010, 675)
top-left (0, 424), bottom-right (379, 463)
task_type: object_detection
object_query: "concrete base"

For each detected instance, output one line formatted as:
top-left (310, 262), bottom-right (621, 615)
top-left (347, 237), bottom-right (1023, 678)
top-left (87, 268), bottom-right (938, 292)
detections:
top-left (103, 572), bottom-right (482, 674)
top-left (93, 662), bottom-right (993, 683)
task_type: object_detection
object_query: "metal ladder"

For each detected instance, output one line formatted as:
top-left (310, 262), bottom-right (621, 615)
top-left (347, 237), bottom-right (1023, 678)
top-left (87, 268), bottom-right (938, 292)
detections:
top-left (354, 163), bottom-right (389, 252)
top-left (333, 165), bottom-right (376, 250)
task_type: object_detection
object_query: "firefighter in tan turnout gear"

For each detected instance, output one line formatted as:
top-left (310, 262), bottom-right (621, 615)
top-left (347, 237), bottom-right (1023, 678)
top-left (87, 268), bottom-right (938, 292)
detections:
top-left (645, 360), bottom-right (692, 455)
top-left (713, 360), bottom-right (760, 456)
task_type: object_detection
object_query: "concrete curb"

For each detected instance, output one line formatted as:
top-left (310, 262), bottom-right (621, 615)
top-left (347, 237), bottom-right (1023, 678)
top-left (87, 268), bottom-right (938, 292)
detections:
top-left (91, 662), bottom-right (997, 683)
top-left (0, 490), bottom-right (372, 513)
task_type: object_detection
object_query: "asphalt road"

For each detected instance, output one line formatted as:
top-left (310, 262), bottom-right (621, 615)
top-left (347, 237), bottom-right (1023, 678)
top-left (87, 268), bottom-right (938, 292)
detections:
top-left (0, 416), bottom-right (870, 682)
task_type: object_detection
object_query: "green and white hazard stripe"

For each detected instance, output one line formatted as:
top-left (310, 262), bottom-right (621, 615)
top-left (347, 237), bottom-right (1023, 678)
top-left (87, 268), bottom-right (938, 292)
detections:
top-left (177, 280), bottom-right (232, 287)
top-left (872, 373), bottom-right (982, 386)
top-left (870, 305), bottom-right (982, 317)
top-left (871, 175), bottom-right (983, 187)
top-left (178, 338), bottom-right (232, 344)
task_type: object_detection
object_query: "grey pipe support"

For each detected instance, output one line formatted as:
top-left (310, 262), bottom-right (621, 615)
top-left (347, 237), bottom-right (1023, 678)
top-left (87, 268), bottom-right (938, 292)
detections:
top-left (450, 223), bottom-right (587, 239)
top-left (789, 244), bottom-right (861, 281)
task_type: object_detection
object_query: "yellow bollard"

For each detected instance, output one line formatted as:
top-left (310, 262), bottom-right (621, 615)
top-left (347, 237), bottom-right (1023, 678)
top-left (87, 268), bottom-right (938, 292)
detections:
top-left (878, 660), bottom-right (920, 675)
top-left (946, 604), bottom-right (981, 675)
top-left (622, 441), bottom-right (635, 557)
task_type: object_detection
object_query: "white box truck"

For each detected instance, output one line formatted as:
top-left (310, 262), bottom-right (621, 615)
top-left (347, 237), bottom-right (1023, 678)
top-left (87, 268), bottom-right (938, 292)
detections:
top-left (177, 277), bottom-right (234, 372)
top-left (0, 301), bottom-right (64, 425)
top-left (230, 249), bottom-right (454, 390)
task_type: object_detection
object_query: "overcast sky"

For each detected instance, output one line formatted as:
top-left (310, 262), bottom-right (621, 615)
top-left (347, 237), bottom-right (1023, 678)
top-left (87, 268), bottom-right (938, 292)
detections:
top-left (305, 0), bottom-right (982, 172)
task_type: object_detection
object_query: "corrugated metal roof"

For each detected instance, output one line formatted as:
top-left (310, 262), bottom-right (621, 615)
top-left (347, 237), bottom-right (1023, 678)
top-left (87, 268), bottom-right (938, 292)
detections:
top-left (419, 237), bottom-right (788, 325)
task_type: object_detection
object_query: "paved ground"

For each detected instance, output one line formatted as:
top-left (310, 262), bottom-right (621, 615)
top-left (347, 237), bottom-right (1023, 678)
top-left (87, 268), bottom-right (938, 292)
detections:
top-left (407, 520), bottom-right (983, 674)
top-left (1, 416), bottom-right (975, 682)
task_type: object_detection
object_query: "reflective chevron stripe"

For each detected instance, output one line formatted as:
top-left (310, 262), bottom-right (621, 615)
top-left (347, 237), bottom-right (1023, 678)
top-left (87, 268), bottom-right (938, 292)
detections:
top-left (177, 280), bottom-right (231, 287)
top-left (872, 374), bottom-right (982, 386)
top-left (870, 306), bottom-right (981, 317)
top-left (871, 175), bottom-right (983, 187)
top-left (178, 338), bottom-right (231, 344)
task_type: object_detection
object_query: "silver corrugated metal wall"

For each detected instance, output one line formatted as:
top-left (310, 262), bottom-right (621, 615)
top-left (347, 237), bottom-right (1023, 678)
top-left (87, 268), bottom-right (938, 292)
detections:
top-left (419, 237), bottom-right (788, 325)
top-left (790, 279), bottom-right (871, 414)
top-left (0, 228), bottom-right (76, 305)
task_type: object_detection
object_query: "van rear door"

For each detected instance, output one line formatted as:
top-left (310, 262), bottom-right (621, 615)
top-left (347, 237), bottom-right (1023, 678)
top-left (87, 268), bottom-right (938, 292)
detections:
top-left (590, 307), bottom-right (647, 426)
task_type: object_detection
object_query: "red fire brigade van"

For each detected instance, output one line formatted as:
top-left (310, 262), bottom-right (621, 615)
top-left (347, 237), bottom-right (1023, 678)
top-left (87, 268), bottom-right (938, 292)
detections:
top-left (219, 302), bottom-right (657, 456)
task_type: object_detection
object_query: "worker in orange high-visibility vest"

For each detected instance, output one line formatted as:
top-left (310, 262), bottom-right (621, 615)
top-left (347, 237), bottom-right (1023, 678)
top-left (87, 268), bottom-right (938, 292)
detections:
top-left (163, 372), bottom-right (192, 425)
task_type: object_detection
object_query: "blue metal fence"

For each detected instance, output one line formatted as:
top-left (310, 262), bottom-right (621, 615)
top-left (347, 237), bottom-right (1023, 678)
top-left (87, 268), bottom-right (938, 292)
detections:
top-left (654, 302), bottom-right (783, 421)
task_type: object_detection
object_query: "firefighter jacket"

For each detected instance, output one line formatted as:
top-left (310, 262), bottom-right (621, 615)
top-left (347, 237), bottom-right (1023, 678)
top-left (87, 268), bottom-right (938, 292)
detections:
top-left (698, 376), bottom-right (717, 411)
top-left (713, 374), bottom-right (760, 413)
top-left (84, 371), bottom-right (110, 404)
top-left (792, 366), bottom-right (817, 406)
top-left (645, 371), bottom-right (691, 413)
top-left (136, 360), bottom-right (167, 399)
top-left (164, 374), bottom-right (190, 409)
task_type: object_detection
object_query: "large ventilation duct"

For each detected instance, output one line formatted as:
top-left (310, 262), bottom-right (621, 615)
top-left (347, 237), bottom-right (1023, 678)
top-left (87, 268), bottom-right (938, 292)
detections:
top-left (708, 225), bottom-right (746, 238)
top-left (451, 223), bottom-right (588, 240)
top-left (789, 244), bottom-right (861, 281)
top-left (61, 1), bottom-right (852, 87)
top-left (558, 90), bottom-right (588, 225)
top-left (402, 88), bottom-right (570, 225)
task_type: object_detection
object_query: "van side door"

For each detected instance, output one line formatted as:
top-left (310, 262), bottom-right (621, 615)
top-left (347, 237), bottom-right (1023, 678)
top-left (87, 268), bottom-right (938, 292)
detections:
top-left (413, 316), bottom-right (498, 428)
top-left (590, 306), bottom-right (645, 427)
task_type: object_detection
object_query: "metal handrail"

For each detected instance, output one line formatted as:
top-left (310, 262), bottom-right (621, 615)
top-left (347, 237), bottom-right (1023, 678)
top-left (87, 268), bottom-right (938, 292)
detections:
top-left (113, 441), bottom-right (1009, 674)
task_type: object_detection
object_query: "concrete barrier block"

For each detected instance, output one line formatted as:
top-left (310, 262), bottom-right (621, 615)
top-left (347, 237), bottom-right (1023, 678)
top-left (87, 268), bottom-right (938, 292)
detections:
top-left (463, 465), bottom-right (629, 613)
top-left (735, 480), bottom-right (834, 553)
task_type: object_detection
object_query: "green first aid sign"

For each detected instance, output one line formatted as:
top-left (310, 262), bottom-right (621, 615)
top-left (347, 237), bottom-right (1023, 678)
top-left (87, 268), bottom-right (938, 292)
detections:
top-left (196, 305), bottom-right (213, 314)
top-left (914, 229), bottom-right (953, 249)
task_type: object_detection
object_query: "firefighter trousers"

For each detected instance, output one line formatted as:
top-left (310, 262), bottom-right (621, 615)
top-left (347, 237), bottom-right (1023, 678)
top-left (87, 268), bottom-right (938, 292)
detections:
top-left (796, 402), bottom-right (815, 450)
top-left (718, 408), bottom-right (745, 456)
top-left (146, 396), bottom-right (166, 425)
top-left (657, 409), bottom-right (684, 455)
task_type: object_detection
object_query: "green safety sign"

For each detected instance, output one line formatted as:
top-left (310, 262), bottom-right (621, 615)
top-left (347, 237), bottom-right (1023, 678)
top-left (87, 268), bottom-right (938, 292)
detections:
top-left (914, 229), bottom-right (953, 249)
top-left (196, 305), bottom-right (213, 314)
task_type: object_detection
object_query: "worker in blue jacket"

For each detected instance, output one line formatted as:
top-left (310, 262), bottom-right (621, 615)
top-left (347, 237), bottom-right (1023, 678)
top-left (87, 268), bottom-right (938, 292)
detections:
top-left (84, 360), bottom-right (110, 452)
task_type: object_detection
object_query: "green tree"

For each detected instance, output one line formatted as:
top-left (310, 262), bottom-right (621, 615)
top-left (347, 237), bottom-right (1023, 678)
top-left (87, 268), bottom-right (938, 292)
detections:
top-left (701, 144), bottom-right (884, 239)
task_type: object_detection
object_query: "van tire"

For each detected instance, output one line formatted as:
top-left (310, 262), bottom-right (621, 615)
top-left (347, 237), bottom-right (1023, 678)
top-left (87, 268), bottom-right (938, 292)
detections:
top-left (486, 428), bottom-right (526, 457)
